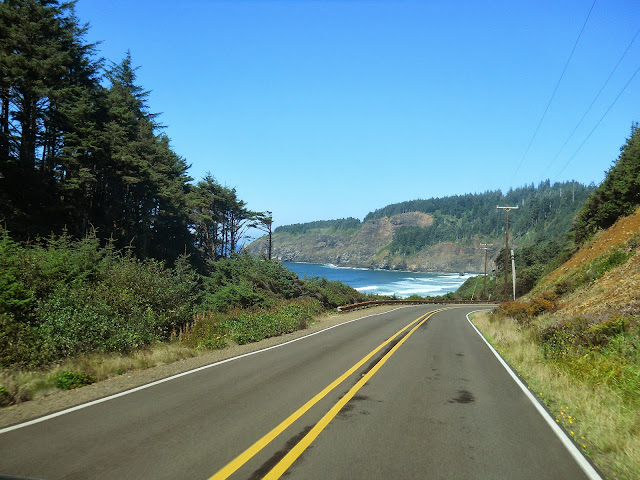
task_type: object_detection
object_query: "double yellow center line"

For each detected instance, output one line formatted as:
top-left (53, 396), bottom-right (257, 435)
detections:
top-left (210, 306), bottom-right (455, 480)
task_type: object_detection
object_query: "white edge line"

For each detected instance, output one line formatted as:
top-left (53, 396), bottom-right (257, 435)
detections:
top-left (0, 305), bottom-right (415, 435)
top-left (466, 310), bottom-right (602, 480)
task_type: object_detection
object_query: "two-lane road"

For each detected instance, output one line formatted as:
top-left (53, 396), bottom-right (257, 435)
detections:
top-left (0, 305), bottom-right (599, 479)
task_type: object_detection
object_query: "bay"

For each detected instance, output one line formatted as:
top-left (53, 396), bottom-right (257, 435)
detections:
top-left (283, 262), bottom-right (473, 298)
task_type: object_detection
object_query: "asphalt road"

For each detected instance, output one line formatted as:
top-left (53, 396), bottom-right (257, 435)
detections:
top-left (0, 305), bottom-right (599, 479)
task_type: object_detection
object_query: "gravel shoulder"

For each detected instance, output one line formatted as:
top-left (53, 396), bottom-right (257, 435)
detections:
top-left (0, 305), bottom-right (400, 429)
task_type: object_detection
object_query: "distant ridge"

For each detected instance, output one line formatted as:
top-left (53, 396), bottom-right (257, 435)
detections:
top-left (248, 180), bottom-right (594, 273)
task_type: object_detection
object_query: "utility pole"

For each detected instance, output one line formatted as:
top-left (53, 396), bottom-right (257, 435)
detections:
top-left (497, 205), bottom-right (518, 300)
top-left (511, 249), bottom-right (517, 300)
top-left (479, 243), bottom-right (493, 300)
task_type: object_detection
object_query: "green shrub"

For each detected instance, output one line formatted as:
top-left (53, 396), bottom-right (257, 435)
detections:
top-left (302, 277), bottom-right (366, 308)
top-left (36, 287), bottom-right (158, 363)
top-left (97, 255), bottom-right (199, 337)
top-left (179, 311), bottom-right (228, 350)
top-left (536, 315), bottom-right (640, 404)
top-left (0, 385), bottom-right (10, 406)
top-left (538, 317), bottom-right (590, 358)
top-left (18, 232), bottom-right (105, 299)
top-left (224, 299), bottom-right (322, 345)
top-left (206, 253), bottom-right (303, 301)
top-left (0, 231), bottom-right (36, 317)
top-left (584, 316), bottom-right (630, 348)
top-left (55, 371), bottom-right (96, 390)
top-left (202, 282), bottom-right (266, 312)
top-left (0, 312), bottom-right (39, 367)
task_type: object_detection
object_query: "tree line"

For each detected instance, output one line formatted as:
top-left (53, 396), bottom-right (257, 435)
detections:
top-left (274, 217), bottom-right (361, 235)
top-left (573, 123), bottom-right (640, 245)
top-left (380, 180), bottom-right (594, 255)
top-left (0, 0), bottom-right (270, 268)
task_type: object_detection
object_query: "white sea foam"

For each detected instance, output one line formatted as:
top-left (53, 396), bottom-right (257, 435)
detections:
top-left (356, 285), bottom-right (379, 292)
top-left (284, 262), bottom-right (470, 299)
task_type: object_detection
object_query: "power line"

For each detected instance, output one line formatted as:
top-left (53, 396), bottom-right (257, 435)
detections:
top-left (542, 26), bottom-right (640, 177)
top-left (512, 0), bottom-right (597, 180)
top-left (554, 62), bottom-right (640, 180)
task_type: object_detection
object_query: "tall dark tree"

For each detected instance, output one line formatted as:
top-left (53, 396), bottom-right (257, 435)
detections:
top-left (94, 52), bottom-right (192, 261)
top-left (0, 0), bottom-right (101, 237)
top-left (0, 1), bottom-right (261, 268)
top-left (573, 123), bottom-right (640, 245)
top-left (190, 175), bottom-right (259, 264)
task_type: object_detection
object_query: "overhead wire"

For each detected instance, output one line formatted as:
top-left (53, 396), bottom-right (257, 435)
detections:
top-left (512, 0), bottom-right (597, 180)
top-left (553, 62), bottom-right (640, 180)
top-left (542, 26), bottom-right (640, 177)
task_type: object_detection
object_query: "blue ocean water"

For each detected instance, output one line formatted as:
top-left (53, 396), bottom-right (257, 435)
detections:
top-left (283, 262), bottom-right (472, 298)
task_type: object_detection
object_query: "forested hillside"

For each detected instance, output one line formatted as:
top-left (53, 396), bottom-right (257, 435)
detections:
top-left (250, 180), bottom-right (595, 278)
top-left (370, 180), bottom-right (593, 252)
top-left (0, 1), bottom-right (269, 269)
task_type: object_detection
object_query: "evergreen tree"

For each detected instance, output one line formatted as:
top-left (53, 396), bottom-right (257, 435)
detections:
top-left (0, 0), bottom-right (101, 237)
top-left (0, 2), bottom-right (260, 266)
top-left (573, 123), bottom-right (640, 244)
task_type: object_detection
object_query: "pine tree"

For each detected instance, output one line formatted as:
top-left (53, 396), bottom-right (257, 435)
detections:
top-left (0, 0), bottom-right (101, 237)
top-left (573, 124), bottom-right (640, 244)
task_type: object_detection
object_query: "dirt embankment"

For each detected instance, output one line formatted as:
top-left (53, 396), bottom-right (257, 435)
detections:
top-left (539, 206), bottom-right (640, 320)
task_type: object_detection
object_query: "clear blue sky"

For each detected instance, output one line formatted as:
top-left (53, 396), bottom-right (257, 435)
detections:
top-left (74, 0), bottom-right (639, 228)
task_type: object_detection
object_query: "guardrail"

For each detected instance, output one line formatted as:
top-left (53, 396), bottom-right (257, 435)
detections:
top-left (337, 299), bottom-right (499, 312)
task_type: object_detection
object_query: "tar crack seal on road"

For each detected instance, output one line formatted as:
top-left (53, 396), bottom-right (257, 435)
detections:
top-left (449, 390), bottom-right (475, 404)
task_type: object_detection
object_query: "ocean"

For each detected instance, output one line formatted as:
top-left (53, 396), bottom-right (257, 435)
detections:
top-left (283, 262), bottom-right (473, 298)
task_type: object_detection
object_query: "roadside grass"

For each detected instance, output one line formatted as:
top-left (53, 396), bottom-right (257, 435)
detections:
top-left (471, 311), bottom-right (640, 479)
top-left (0, 343), bottom-right (198, 406)
top-left (0, 299), bottom-right (324, 407)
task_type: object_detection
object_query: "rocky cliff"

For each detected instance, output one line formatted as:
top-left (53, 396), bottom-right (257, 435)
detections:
top-left (247, 212), bottom-right (490, 273)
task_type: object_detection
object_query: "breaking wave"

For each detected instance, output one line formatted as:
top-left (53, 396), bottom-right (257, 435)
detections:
top-left (284, 262), bottom-right (473, 298)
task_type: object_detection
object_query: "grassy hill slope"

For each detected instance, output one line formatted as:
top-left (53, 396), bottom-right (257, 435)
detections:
top-left (472, 207), bottom-right (640, 479)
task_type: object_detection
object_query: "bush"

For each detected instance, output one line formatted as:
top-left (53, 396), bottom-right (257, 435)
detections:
top-left (55, 371), bottom-right (96, 390)
top-left (538, 317), bottom-right (590, 358)
top-left (495, 297), bottom-right (556, 324)
top-left (0, 385), bottom-right (10, 406)
top-left (202, 282), bottom-right (267, 312)
top-left (584, 316), bottom-right (632, 348)
top-left (226, 299), bottom-right (322, 345)
top-left (206, 253), bottom-right (303, 300)
top-left (0, 312), bottom-right (39, 367)
top-left (302, 277), bottom-right (366, 308)
top-left (0, 231), bottom-right (36, 317)
top-left (96, 254), bottom-right (199, 338)
top-left (0, 231), bottom-right (202, 367)
top-left (36, 287), bottom-right (158, 363)
top-left (178, 311), bottom-right (228, 350)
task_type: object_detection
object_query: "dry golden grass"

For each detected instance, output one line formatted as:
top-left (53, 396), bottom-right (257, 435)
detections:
top-left (0, 342), bottom-right (198, 405)
top-left (530, 207), bottom-right (640, 322)
top-left (472, 311), bottom-right (640, 479)
top-left (543, 206), bottom-right (640, 285)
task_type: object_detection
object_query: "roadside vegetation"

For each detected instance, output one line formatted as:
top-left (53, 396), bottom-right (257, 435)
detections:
top-left (0, 229), bottom-right (368, 406)
top-left (470, 126), bottom-right (640, 479)
top-left (0, 1), bottom-right (371, 408)
top-left (472, 307), bottom-right (639, 479)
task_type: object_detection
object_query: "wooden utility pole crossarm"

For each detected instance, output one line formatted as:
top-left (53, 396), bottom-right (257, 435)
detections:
top-left (497, 205), bottom-right (518, 300)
